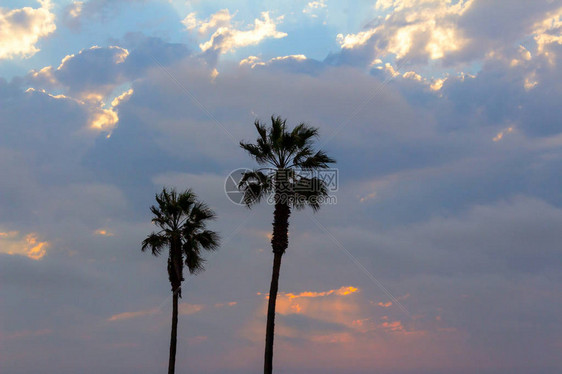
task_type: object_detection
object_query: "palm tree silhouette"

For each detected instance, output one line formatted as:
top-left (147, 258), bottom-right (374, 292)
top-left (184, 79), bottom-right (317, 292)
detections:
top-left (142, 188), bottom-right (220, 374)
top-left (239, 116), bottom-right (335, 374)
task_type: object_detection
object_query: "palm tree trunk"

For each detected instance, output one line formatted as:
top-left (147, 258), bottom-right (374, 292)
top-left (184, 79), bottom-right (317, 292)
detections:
top-left (264, 201), bottom-right (290, 374)
top-left (168, 288), bottom-right (179, 374)
top-left (264, 251), bottom-right (283, 374)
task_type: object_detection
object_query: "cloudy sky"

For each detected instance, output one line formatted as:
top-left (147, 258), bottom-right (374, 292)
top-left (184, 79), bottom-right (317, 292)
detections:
top-left (1, 1), bottom-right (561, 373)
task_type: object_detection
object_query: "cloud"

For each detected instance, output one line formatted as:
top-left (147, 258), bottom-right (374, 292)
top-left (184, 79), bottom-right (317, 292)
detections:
top-left (62, 0), bottom-right (147, 29)
top-left (337, 0), bottom-right (472, 65)
top-left (214, 301), bottom-right (237, 308)
top-left (303, 0), bottom-right (327, 18)
top-left (329, 196), bottom-right (562, 282)
top-left (179, 303), bottom-right (205, 315)
top-left (0, 0), bottom-right (56, 59)
top-left (26, 37), bottom-right (187, 136)
top-left (332, 0), bottom-right (561, 71)
top-left (532, 6), bottom-right (562, 58)
top-left (240, 54), bottom-right (307, 68)
top-left (5, 328), bottom-right (53, 340)
top-left (183, 9), bottom-right (233, 35)
top-left (94, 229), bottom-right (114, 236)
top-left (28, 35), bottom-right (189, 97)
top-left (108, 302), bottom-right (216, 322)
top-left (62, 1), bottom-right (83, 29)
top-left (31, 45), bottom-right (130, 97)
top-left (0, 230), bottom-right (49, 260)
top-left (239, 54), bottom-right (326, 75)
top-left (1, 4), bottom-right (562, 369)
top-left (284, 286), bottom-right (359, 299)
top-left (493, 126), bottom-right (514, 142)
top-left (249, 286), bottom-right (365, 341)
top-left (184, 10), bottom-right (287, 55)
top-left (108, 307), bottom-right (160, 321)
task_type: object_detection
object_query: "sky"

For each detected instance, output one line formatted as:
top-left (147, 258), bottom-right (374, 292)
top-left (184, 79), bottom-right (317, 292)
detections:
top-left (1, 0), bottom-right (561, 373)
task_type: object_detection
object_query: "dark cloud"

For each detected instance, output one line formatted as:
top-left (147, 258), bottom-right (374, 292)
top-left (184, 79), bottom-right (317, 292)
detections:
top-left (27, 36), bottom-right (190, 97)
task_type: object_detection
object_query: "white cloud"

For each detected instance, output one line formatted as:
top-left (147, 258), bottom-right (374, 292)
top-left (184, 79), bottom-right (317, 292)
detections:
top-left (338, 0), bottom-right (472, 63)
top-left (532, 6), bottom-right (562, 60)
top-left (239, 54), bottom-right (307, 68)
top-left (303, 0), bottom-right (327, 18)
top-left (184, 10), bottom-right (287, 54)
top-left (110, 88), bottom-right (133, 107)
top-left (0, 0), bottom-right (56, 59)
top-left (182, 9), bottom-right (233, 35)
top-left (87, 87), bottom-right (133, 135)
top-left (68, 1), bottom-right (83, 19)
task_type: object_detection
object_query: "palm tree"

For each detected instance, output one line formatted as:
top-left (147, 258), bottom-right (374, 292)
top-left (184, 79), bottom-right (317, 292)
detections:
top-left (239, 116), bottom-right (335, 374)
top-left (142, 188), bottom-right (220, 374)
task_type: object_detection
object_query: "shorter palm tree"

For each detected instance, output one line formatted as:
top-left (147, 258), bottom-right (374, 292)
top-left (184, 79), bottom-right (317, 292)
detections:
top-left (142, 188), bottom-right (220, 374)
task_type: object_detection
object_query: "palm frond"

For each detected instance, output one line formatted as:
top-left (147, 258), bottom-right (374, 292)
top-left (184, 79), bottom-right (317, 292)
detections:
top-left (238, 170), bottom-right (273, 207)
top-left (176, 189), bottom-right (196, 213)
top-left (290, 146), bottom-right (314, 166)
top-left (190, 201), bottom-right (216, 223)
top-left (254, 119), bottom-right (268, 142)
top-left (240, 142), bottom-right (270, 164)
top-left (291, 177), bottom-right (329, 211)
top-left (297, 150), bottom-right (336, 169)
top-left (142, 232), bottom-right (168, 256)
top-left (192, 230), bottom-right (220, 251)
top-left (184, 248), bottom-right (206, 275)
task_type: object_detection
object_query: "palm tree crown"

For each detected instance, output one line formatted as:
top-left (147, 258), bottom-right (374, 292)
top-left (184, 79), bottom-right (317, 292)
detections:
top-left (142, 187), bottom-right (220, 296)
top-left (240, 115), bottom-right (336, 212)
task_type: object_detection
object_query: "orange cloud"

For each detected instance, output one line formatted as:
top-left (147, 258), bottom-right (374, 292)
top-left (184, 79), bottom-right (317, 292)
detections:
top-left (26, 235), bottom-right (48, 260)
top-left (179, 303), bottom-right (204, 315)
top-left (309, 332), bottom-right (354, 344)
top-left (237, 286), bottom-right (464, 374)
top-left (379, 319), bottom-right (427, 336)
top-left (6, 328), bottom-right (53, 339)
top-left (94, 229), bottom-right (114, 236)
top-left (263, 286), bottom-right (361, 322)
top-left (244, 285), bottom-right (366, 344)
top-left (0, 230), bottom-right (49, 260)
top-left (214, 301), bottom-right (237, 308)
top-left (108, 308), bottom-right (160, 321)
top-left (493, 126), bottom-right (514, 142)
top-left (108, 300), bottom-right (234, 322)
top-left (188, 336), bottom-right (208, 344)
top-left (284, 286), bottom-right (359, 299)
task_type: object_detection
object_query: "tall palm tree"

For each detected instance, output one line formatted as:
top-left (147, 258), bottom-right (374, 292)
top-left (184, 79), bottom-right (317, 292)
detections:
top-left (239, 116), bottom-right (335, 374)
top-left (142, 188), bottom-right (220, 374)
